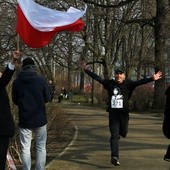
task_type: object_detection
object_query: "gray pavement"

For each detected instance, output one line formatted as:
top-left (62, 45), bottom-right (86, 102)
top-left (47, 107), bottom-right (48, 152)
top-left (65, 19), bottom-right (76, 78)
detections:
top-left (46, 105), bottom-right (170, 170)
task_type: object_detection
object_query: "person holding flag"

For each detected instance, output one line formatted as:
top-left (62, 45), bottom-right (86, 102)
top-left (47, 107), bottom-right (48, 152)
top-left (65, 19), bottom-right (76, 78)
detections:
top-left (0, 51), bottom-right (21, 170)
top-left (80, 61), bottom-right (162, 166)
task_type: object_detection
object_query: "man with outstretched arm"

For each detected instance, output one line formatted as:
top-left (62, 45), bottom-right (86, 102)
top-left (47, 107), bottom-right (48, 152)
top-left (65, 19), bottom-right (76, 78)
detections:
top-left (80, 61), bottom-right (162, 166)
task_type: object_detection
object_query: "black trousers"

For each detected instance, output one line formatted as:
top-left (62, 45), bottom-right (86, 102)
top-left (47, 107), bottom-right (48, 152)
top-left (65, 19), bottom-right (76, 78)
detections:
top-left (109, 113), bottom-right (129, 157)
top-left (0, 136), bottom-right (9, 170)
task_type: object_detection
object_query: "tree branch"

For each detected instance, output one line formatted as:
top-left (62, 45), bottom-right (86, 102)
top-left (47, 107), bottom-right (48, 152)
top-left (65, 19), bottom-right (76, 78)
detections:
top-left (83, 0), bottom-right (138, 8)
top-left (122, 18), bottom-right (156, 27)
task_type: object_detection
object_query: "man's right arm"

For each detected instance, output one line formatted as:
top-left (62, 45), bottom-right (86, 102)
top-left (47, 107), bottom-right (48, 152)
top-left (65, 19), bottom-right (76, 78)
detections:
top-left (84, 69), bottom-right (105, 84)
top-left (80, 61), bottom-right (105, 84)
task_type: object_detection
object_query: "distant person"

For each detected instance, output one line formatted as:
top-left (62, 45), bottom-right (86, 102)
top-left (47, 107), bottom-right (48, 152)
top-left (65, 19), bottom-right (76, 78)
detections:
top-left (81, 61), bottom-right (162, 166)
top-left (48, 80), bottom-right (56, 101)
top-left (0, 51), bottom-right (21, 170)
top-left (12, 57), bottom-right (51, 170)
top-left (163, 85), bottom-right (170, 162)
top-left (58, 86), bottom-right (67, 103)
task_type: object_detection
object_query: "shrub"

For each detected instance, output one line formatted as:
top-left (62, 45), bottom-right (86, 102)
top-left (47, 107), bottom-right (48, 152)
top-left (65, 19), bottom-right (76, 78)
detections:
top-left (130, 84), bottom-right (154, 111)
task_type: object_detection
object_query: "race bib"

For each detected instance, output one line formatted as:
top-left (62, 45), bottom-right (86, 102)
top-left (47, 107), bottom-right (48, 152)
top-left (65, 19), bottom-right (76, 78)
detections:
top-left (111, 95), bottom-right (123, 108)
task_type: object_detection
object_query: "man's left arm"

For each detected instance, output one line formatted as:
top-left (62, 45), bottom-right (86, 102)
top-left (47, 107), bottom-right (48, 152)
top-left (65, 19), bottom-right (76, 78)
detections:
top-left (131, 71), bottom-right (162, 87)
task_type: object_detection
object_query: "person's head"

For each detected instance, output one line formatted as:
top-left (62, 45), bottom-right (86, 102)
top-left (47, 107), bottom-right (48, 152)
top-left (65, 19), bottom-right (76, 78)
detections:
top-left (22, 57), bottom-right (35, 68)
top-left (61, 86), bottom-right (65, 90)
top-left (49, 80), bottom-right (52, 84)
top-left (114, 68), bottom-right (125, 83)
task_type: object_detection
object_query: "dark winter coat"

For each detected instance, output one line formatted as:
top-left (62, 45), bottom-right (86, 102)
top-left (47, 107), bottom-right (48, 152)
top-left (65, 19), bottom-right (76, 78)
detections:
top-left (0, 66), bottom-right (15, 137)
top-left (85, 69), bottom-right (154, 114)
top-left (12, 65), bottom-right (51, 128)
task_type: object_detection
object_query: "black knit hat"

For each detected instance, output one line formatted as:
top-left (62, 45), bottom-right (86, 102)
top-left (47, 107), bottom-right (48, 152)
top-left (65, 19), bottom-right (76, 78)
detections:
top-left (114, 68), bottom-right (124, 74)
top-left (22, 58), bottom-right (35, 67)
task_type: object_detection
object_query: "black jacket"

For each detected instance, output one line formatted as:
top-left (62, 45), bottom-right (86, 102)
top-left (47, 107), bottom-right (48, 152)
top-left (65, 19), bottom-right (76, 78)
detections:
top-left (85, 69), bottom-right (154, 114)
top-left (12, 65), bottom-right (51, 128)
top-left (0, 66), bottom-right (15, 137)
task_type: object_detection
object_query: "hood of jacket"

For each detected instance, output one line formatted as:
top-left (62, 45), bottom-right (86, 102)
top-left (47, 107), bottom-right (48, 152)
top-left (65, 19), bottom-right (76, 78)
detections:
top-left (17, 65), bottom-right (37, 84)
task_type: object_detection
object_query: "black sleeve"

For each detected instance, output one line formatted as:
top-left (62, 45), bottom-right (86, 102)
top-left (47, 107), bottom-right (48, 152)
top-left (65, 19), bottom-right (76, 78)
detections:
top-left (0, 65), bottom-right (14, 92)
top-left (129, 77), bottom-right (153, 89)
top-left (12, 80), bottom-right (18, 105)
top-left (84, 69), bottom-right (108, 87)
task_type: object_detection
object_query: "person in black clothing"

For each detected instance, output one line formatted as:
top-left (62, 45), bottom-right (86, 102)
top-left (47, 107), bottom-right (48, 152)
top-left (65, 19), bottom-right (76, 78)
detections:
top-left (48, 80), bottom-right (56, 101)
top-left (12, 57), bottom-right (51, 170)
top-left (0, 51), bottom-right (21, 170)
top-left (163, 86), bottom-right (170, 162)
top-left (58, 86), bottom-right (67, 103)
top-left (81, 61), bottom-right (162, 166)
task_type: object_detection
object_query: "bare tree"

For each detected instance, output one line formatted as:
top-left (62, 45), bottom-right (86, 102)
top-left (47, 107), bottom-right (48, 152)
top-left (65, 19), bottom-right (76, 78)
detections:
top-left (83, 0), bottom-right (169, 109)
top-left (152, 0), bottom-right (168, 108)
top-left (1, 0), bottom-right (169, 109)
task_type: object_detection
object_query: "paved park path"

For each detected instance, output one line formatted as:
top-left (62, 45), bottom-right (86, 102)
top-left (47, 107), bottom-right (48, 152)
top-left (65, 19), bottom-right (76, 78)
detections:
top-left (46, 104), bottom-right (170, 170)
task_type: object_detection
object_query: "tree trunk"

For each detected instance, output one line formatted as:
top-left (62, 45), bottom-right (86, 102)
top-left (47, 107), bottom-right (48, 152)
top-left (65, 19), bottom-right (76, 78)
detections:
top-left (152, 0), bottom-right (166, 109)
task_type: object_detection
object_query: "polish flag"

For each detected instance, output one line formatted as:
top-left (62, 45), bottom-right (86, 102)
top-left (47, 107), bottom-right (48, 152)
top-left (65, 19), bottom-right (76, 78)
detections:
top-left (16, 0), bottom-right (86, 48)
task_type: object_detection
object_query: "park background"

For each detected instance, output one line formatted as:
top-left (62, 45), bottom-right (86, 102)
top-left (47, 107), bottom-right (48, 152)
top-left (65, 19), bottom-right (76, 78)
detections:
top-left (0, 0), bottom-right (169, 168)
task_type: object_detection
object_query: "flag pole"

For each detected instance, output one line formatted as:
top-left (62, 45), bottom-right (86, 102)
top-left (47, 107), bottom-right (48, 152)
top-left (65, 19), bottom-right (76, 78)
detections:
top-left (17, 34), bottom-right (20, 51)
top-left (16, 34), bottom-right (21, 68)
